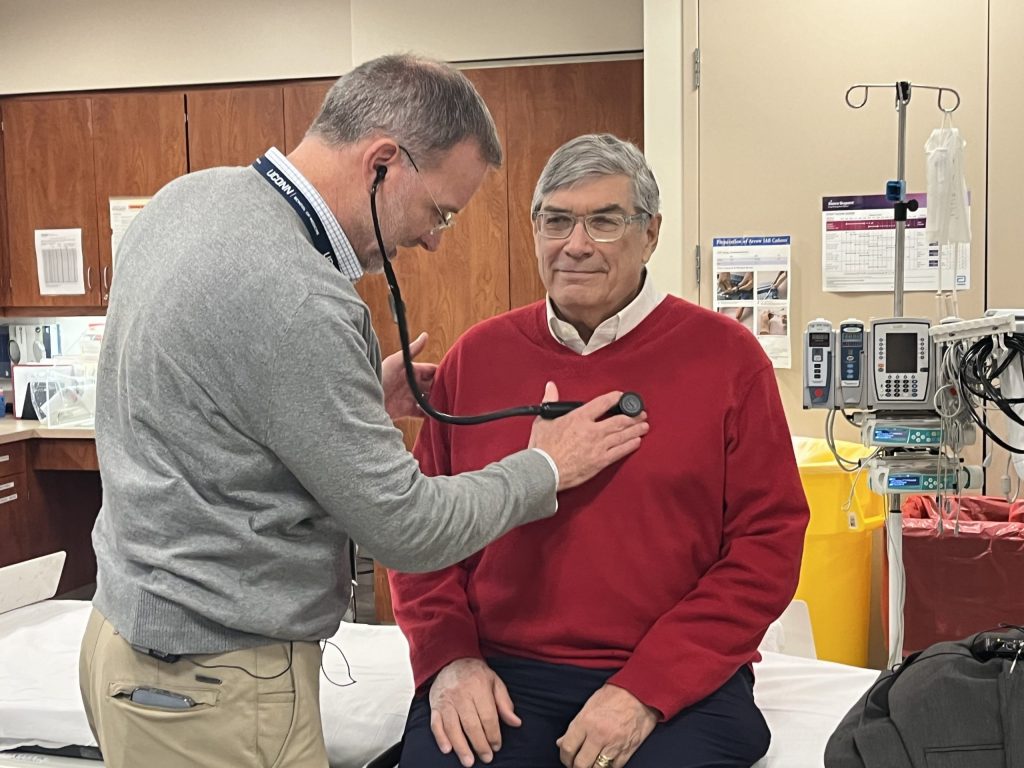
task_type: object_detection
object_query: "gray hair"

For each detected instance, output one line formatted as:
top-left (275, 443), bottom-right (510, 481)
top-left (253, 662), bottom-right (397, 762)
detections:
top-left (531, 134), bottom-right (660, 215)
top-left (308, 54), bottom-right (502, 168)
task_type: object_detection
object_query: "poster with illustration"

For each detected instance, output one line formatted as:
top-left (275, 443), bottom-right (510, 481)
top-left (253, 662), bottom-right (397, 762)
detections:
top-left (713, 235), bottom-right (791, 368)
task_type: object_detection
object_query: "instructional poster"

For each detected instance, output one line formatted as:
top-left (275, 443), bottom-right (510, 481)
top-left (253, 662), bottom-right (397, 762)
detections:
top-left (109, 196), bottom-right (152, 266)
top-left (822, 193), bottom-right (971, 292)
top-left (713, 235), bottom-right (791, 369)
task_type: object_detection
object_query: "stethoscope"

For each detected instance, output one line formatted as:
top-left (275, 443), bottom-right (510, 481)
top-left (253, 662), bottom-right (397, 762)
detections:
top-left (369, 163), bottom-right (644, 426)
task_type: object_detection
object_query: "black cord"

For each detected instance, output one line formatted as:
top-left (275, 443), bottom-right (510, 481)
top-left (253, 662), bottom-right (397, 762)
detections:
top-left (956, 333), bottom-right (1024, 453)
top-left (320, 639), bottom-right (358, 688)
top-left (186, 641), bottom-right (294, 681)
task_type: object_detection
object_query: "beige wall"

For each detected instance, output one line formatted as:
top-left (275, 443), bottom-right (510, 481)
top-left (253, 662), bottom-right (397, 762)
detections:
top-left (0, 1), bottom-right (643, 95)
top-left (349, 0), bottom-right (643, 66)
top-left (0, 0), bottom-right (353, 94)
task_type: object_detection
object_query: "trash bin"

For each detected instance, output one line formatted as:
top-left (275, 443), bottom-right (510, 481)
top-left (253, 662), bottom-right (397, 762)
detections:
top-left (792, 436), bottom-right (885, 667)
top-left (901, 495), bottom-right (1024, 653)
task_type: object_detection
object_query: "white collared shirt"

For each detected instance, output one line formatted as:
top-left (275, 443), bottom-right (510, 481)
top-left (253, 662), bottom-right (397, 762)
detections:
top-left (265, 147), bottom-right (363, 282)
top-left (546, 272), bottom-right (665, 355)
top-left (538, 273), bottom-right (664, 488)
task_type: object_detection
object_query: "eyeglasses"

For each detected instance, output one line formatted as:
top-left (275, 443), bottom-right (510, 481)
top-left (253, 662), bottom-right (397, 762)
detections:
top-left (399, 145), bottom-right (456, 236)
top-left (532, 211), bottom-right (650, 243)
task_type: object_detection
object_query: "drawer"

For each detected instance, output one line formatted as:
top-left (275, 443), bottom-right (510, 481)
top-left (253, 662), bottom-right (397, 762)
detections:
top-left (0, 442), bottom-right (26, 478)
top-left (0, 472), bottom-right (30, 568)
top-left (0, 473), bottom-right (25, 508)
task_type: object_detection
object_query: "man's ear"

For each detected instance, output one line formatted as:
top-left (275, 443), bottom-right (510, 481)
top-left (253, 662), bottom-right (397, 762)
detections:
top-left (362, 139), bottom-right (401, 190)
top-left (642, 213), bottom-right (663, 264)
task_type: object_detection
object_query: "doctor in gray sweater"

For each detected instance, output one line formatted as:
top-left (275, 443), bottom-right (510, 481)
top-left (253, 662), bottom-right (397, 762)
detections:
top-left (79, 54), bottom-right (649, 768)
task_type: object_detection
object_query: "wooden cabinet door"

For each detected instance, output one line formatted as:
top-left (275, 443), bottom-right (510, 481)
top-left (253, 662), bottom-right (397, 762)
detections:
top-left (506, 60), bottom-right (644, 308)
top-left (2, 97), bottom-right (103, 308)
top-left (283, 79), bottom-right (335, 153)
top-left (185, 85), bottom-right (285, 171)
top-left (0, 125), bottom-right (9, 306)
top-left (92, 91), bottom-right (187, 304)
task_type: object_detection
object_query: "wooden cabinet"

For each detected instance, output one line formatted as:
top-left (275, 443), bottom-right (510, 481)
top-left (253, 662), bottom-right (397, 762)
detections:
top-left (1, 92), bottom-right (188, 310)
top-left (2, 98), bottom-right (103, 309)
top-left (0, 126), bottom-right (9, 306)
top-left (185, 85), bottom-right (286, 171)
top-left (283, 80), bottom-right (335, 153)
top-left (92, 91), bottom-right (187, 304)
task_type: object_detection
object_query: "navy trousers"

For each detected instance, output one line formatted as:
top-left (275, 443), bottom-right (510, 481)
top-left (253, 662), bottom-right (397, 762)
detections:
top-left (399, 656), bottom-right (769, 768)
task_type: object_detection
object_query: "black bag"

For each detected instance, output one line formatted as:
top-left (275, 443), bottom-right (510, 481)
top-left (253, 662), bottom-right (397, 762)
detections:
top-left (825, 634), bottom-right (1024, 767)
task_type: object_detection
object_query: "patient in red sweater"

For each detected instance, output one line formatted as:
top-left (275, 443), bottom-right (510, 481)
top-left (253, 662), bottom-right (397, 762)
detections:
top-left (390, 134), bottom-right (809, 768)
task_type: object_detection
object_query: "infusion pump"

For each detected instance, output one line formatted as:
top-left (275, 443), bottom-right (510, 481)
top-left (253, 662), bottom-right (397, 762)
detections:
top-left (803, 317), bottom-right (934, 412)
top-left (868, 318), bottom-right (931, 410)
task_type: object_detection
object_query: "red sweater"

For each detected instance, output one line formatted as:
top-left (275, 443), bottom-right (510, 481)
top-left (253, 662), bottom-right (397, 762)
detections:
top-left (389, 297), bottom-right (809, 719)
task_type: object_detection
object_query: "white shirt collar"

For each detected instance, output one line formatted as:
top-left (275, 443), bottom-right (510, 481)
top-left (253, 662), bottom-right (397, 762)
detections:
top-left (265, 147), bottom-right (363, 282)
top-left (546, 271), bottom-right (665, 355)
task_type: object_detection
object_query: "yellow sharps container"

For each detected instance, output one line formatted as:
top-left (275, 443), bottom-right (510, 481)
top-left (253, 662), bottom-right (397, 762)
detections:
top-left (791, 436), bottom-right (884, 667)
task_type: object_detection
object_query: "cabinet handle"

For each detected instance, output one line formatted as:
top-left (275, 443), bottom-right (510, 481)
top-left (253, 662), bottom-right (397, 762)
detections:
top-left (0, 455), bottom-right (9, 463)
top-left (102, 266), bottom-right (110, 291)
top-left (86, 266), bottom-right (93, 291)
top-left (0, 493), bottom-right (17, 505)
top-left (0, 481), bottom-right (13, 492)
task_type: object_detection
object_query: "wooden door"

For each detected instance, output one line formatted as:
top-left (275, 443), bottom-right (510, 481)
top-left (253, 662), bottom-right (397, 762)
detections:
top-left (506, 59), bottom-right (644, 308)
top-left (185, 85), bottom-right (285, 171)
top-left (92, 91), bottom-right (188, 304)
top-left (2, 97), bottom-right (103, 309)
top-left (283, 79), bottom-right (335, 153)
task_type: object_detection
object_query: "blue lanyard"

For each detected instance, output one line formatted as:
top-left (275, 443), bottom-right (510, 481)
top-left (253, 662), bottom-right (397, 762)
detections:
top-left (252, 154), bottom-right (340, 273)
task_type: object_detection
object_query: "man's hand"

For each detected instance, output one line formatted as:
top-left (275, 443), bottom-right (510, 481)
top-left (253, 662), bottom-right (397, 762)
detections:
top-left (529, 382), bottom-right (649, 491)
top-left (556, 684), bottom-right (658, 768)
top-left (381, 331), bottom-right (436, 422)
top-left (428, 658), bottom-right (522, 767)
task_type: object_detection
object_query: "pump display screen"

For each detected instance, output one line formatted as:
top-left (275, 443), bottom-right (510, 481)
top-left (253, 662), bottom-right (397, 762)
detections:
top-left (885, 333), bottom-right (917, 373)
top-left (809, 332), bottom-right (831, 347)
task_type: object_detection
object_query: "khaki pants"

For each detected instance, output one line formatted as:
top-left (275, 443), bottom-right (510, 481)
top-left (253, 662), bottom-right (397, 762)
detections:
top-left (79, 608), bottom-right (329, 768)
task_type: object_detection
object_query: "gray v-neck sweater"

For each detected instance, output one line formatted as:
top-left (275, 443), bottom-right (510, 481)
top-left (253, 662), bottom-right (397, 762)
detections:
top-left (91, 167), bottom-right (555, 654)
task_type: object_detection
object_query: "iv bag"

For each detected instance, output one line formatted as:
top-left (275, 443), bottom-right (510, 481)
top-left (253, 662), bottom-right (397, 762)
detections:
top-left (925, 126), bottom-right (971, 245)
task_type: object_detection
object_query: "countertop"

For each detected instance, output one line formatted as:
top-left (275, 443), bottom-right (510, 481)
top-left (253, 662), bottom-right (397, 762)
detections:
top-left (0, 415), bottom-right (95, 444)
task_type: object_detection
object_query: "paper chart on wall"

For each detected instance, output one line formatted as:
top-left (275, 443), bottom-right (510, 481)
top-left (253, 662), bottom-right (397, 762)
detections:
top-left (821, 193), bottom-right (971, 292)
top-left (109, 197), bottom-right (152, 267)
top-left (712, 235), bottom-right (791, 369)
top-left (34, 229), bottom-right (85, 296)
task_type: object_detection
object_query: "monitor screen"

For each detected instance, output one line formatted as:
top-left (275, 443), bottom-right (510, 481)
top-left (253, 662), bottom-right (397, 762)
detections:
top-left (809, 332), bottom-right (831, 348)
top-left (885, 333), bottom-right (917, 373)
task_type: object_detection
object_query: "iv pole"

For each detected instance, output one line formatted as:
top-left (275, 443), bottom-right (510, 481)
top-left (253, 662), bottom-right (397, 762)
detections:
top-left (844, 80), bottom-right (961, 668)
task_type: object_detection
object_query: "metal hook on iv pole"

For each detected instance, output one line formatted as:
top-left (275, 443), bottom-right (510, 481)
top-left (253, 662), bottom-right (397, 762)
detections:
top-left (844, 83), bottom-right (961, 114)
top-left (843, 81), bottom-right (962, 319)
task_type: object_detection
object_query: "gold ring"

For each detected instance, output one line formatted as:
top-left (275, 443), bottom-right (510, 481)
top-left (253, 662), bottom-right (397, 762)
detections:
top-left (594, 755), bottom-right (613, 768)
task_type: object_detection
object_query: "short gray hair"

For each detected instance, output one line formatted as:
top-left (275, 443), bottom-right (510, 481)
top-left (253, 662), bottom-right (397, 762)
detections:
top-left (308, 54), bottom-right (502, 168)
top-left (531, 134), bottom-right (660, 215)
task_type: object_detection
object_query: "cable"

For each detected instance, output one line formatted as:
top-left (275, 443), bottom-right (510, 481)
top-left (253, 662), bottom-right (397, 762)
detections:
top-left (956, 333), bottom-right (1024, 453)
top-left (185, 642), bottom-right (294, 681)
top-left (319, 639), bottom-right (358, 688)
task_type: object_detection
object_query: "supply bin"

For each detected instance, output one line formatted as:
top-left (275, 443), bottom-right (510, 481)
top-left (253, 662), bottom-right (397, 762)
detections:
top-left (901, 495), bottom-right (1024, 653)
top-left (792, 436), bottom-right (885, 667)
